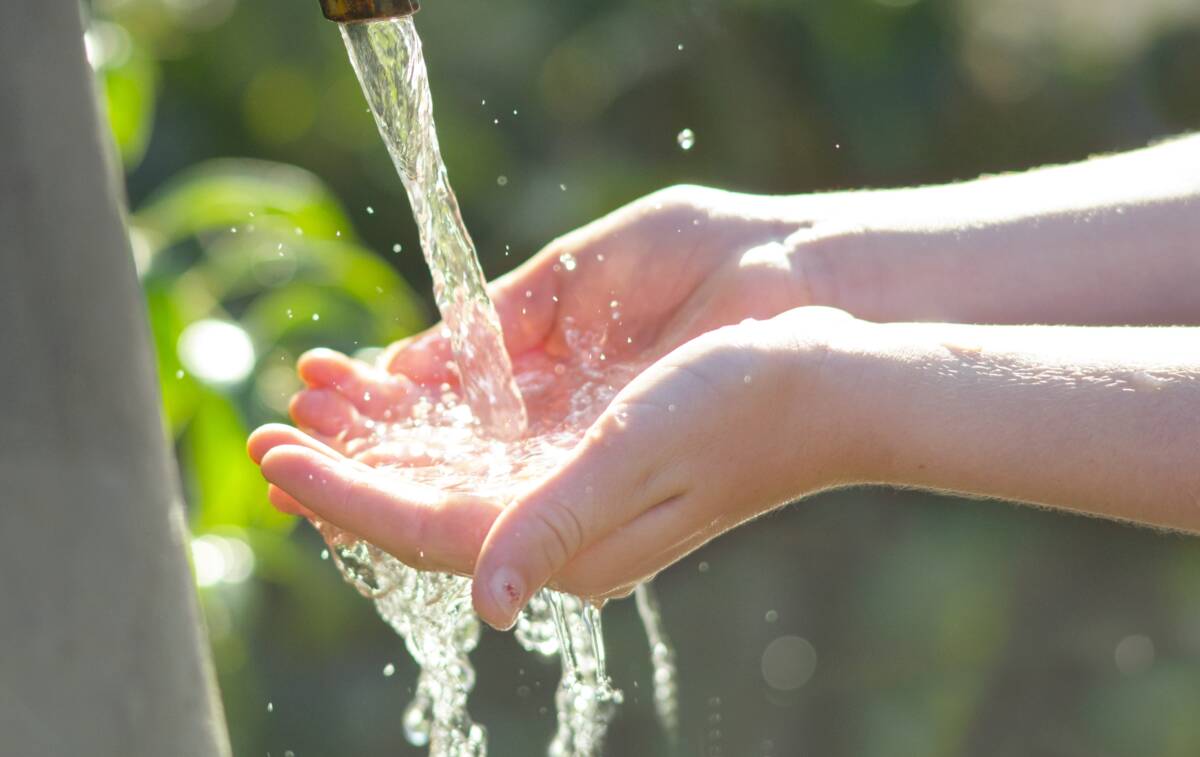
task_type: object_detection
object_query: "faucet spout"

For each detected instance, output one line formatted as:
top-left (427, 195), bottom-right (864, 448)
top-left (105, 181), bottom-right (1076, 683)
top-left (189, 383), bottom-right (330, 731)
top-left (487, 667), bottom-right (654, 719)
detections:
top-left (319, 0), bottom-right (419, 23)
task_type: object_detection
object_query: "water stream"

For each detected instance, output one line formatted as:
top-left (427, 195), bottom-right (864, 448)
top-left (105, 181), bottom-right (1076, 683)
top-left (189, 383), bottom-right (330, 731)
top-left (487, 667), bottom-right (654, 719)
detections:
top-left (309, 16), bottom-right (677, 757)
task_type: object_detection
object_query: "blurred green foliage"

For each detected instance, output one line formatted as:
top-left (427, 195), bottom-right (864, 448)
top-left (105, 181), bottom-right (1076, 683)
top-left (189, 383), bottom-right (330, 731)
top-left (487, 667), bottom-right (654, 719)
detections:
top-left (85, 0), bottom-right (1200, 754)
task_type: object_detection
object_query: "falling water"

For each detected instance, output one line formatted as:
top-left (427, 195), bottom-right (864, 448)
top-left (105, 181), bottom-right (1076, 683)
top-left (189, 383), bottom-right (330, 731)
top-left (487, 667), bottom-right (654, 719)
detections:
top-left (311, 16), bottom-right (677, 757)
top-left (341, 18), bottom-right (525, 440)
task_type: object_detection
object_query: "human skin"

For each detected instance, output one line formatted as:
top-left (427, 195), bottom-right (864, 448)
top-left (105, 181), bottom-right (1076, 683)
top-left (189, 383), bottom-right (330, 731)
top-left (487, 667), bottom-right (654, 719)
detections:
top-left (249, 134), bottom-right (1200, 630)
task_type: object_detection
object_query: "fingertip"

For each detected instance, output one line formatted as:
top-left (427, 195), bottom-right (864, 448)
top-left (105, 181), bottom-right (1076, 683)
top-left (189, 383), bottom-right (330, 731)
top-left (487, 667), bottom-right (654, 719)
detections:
top-left (382, 330), bottom-right (455, 383)
top-left (267, 484), bottom-right (312, 518)
top-left (260, 445), bottom-right (330, 489)
top-left (247, 423), bottom-right (307, 464)
top-left (472, 564), bottom-right (526, 631)
top-left (297, 348), bottom-right (353, 387)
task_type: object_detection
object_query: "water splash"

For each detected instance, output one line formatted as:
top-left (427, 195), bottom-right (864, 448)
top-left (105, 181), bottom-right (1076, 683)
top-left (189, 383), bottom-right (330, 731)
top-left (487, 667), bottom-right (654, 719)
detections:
top-left (312, 15), bottom-right (679, 757)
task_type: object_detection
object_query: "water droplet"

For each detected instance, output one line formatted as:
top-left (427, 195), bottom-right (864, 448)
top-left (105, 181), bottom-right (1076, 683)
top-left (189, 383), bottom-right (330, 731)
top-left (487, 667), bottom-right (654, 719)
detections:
top-left (266, 702), bottom-right (274, 713)
top-left (525, 290), bottom-right (533, 298)
top-left (698, 561), bottom-right (710, 573)
top-left (393, 243), bottom-right (403, 253)
top-left (559, 252), bottom-right (577, 271)
top-left (363, 391), bottom-right (372, 402)
top-left (335, 230), bottom-right (342, 237)
top-left (366, 205), bottom-right (375, 214)
top-left (286, 308), bottom-right (293, 319)
top-left (312, 313), bottom-right (320, 321)
top-left (383, 662), bottom-right (396, 677)
top-left (668, 403), bottom-right (676, 412)
top-left (554, 364), bottom-right (566, 376)
top-left (481, 98), bottom-right (487, 105)
top-left (559, 183), bottom-right (567, 191)
top-left (320, 549), bottom-right (329, 560)
top-left (743, 374), bottom-right (752, 384)
top-left (497, 175), bottom-right (508, 186)
top-left (294, 227), bottom-right (304, 236)
top-left (493, 118), bottom-right (499, 125)
top-left (230, 227), bottom-right (238, 234)
top-left (677, 128), bottom-right (696, 151)
top-left (175, 369), bottom-right (185, 379)
top-left (677, 43), bottom-right (685, 51)
top-left (765, 610), bottom-right (778, 623)
top-left (512, 109), bottom-right (519, 116)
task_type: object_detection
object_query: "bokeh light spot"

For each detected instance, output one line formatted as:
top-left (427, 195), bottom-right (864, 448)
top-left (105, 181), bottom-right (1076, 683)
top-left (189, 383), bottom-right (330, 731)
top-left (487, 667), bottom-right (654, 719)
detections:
top-left (761, 635), bottom-right (817, 691)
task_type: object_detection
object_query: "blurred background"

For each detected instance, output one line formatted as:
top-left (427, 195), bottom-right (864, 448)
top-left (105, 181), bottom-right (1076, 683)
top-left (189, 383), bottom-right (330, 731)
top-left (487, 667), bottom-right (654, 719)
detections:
top-left (82, 0), bottom-right (1200, 754)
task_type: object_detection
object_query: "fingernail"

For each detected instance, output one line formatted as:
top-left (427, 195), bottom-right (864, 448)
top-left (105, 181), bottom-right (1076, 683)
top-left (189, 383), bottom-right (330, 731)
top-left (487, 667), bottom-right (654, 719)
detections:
top-left (488, 567), bottom-right (524, 630)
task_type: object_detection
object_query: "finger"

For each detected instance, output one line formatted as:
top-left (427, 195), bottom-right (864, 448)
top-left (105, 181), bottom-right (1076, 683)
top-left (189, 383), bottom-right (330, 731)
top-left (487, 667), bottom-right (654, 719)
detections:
top-left (380, 254), bottom-right (560, 380)
top-left (488, 256), bottom-right (559, 358)
top-left (379, 328), bottom-right (457, 385)
top-left (260, 445), bottom-right (500, 575)
top-left (268, 484), bottom-right (316, 518)
top-left (250, 424), bottom-right (359, 519)
top-left (356, 440), bottom-right (447, 468)
top-left (248, 423), bottom-right (343, 465)
top-left (298, 348), bottom-right (418, 420)
top-left (289, 388), bottom-right (373, 440)
top-left (470, 401), bottom-right (686, 630)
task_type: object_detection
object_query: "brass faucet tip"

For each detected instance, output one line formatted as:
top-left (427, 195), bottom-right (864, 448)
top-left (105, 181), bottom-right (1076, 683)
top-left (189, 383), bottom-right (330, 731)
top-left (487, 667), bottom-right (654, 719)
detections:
top-left (319, 0), bottom-right (420, 23)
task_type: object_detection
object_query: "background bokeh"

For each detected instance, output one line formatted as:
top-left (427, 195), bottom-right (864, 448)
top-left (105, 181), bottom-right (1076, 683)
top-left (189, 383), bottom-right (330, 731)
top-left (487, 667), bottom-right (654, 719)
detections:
top-left (83, 0), bottom-right (1200, 754)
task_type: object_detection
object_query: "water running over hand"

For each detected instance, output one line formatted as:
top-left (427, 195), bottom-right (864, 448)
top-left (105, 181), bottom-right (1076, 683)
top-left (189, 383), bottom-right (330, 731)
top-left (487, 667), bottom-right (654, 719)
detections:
top-left (315, 16), bottom-right (676, 757)
top-left (342, 18), bottom-right (525, 440)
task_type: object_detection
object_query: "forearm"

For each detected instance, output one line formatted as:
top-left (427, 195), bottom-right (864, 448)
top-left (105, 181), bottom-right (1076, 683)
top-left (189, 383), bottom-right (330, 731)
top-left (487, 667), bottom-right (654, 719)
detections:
top-left (798, 135), bottom-right (1200, 326)
top-left (825, 321), bottom-right (1200, 532)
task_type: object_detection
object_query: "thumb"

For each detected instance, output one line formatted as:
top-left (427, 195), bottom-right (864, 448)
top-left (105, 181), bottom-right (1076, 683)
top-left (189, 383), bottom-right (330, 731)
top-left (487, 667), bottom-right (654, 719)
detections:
top-left (381, 254), bottom-right (559, 382)
top-left (470, 401), bottom-right (684, 629)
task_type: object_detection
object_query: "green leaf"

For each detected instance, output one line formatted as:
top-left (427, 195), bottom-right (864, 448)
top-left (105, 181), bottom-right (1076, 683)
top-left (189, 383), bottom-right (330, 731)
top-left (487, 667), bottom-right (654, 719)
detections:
top-left (98, 34), bottom-right (158, 169)
top-left (185, 389), bottom-right (293, 534)
top-left (135, 159), bottom-right (353, 252)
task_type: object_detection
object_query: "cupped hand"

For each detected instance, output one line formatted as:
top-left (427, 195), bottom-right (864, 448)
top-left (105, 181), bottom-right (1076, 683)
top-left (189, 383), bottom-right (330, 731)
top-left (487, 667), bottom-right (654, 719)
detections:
top-left (250, 186), bottom-right (858, 629)
top-left (375, 184), bottom-right (825, 387)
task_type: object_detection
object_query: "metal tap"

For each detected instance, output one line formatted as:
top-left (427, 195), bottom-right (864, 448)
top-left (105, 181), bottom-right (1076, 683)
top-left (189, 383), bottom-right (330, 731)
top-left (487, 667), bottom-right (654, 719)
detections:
top-left (318, 0), bottom-right (420, 23)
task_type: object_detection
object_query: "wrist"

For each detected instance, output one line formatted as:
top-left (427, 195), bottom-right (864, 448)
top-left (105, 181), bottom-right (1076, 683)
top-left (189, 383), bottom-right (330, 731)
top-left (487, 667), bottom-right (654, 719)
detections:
top-left (761, 308), bottom-right (887, 492)
top-left (819, 319), bottom-right (966, 488)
